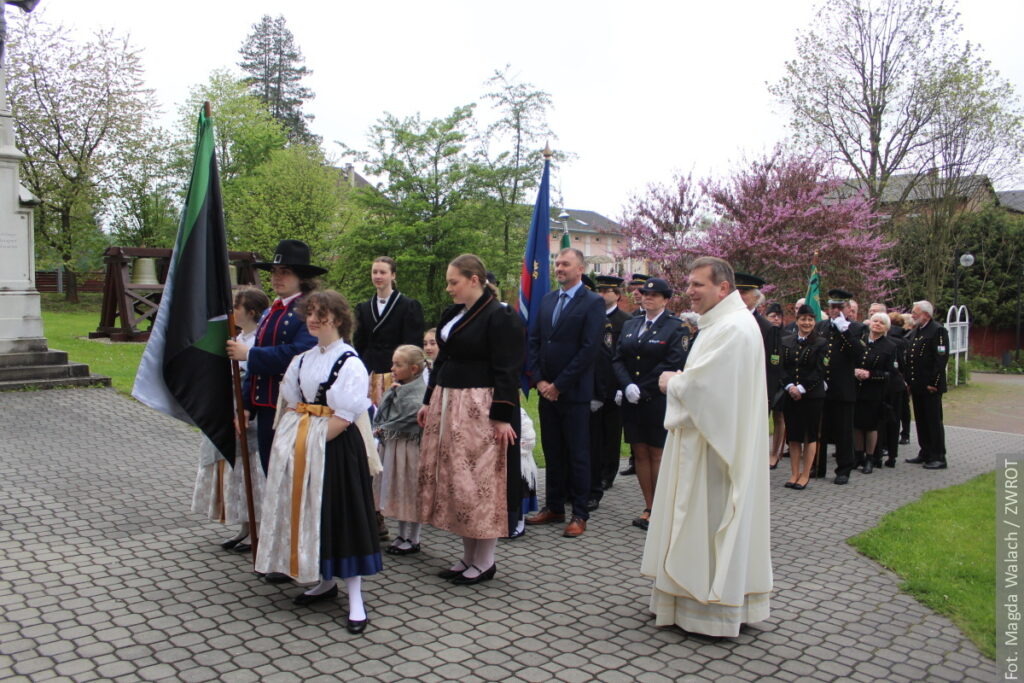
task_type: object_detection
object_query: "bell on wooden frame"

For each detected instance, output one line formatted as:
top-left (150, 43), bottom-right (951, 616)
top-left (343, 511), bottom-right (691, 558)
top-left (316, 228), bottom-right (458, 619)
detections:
top-left (130, 257), bottom-right (160, 286)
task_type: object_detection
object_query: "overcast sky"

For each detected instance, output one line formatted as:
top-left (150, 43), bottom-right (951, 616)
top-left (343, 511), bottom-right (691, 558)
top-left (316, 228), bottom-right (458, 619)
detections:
top-left (26, 0), bottom-right (1024, 219)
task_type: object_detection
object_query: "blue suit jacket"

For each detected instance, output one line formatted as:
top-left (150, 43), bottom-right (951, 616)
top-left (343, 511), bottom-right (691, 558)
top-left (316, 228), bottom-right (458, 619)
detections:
top-left (242, 297), bottom-right (317, 409)
top-left (527, 285), bottom-right (606, 403)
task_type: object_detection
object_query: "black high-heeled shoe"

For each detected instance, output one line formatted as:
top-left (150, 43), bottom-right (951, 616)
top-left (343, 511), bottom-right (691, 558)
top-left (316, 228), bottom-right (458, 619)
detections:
top-left (450, 563), bottom-right (496, 585)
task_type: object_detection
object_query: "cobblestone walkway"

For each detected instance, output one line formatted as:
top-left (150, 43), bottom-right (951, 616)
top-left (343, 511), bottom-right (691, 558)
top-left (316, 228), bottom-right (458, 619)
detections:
top-left (1, 388), bottom-right (1020, 682)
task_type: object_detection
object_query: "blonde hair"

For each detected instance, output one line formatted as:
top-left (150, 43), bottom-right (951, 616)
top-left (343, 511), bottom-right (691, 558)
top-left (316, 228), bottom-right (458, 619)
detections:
top-left (870, 312), bottom-right (891, 331)
top-left (393, 344), bottom-right (427, 376)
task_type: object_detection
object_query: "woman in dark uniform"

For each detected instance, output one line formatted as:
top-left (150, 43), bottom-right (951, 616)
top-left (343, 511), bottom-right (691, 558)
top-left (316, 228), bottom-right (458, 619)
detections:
top-left (612, 277), bottom-right (687, 530)
top-left (353, 256), bottom-right (425, 406)
top-left (779, 304), bottom-right (827, 490)
top-left (854, 312), bottom-right (898, 473)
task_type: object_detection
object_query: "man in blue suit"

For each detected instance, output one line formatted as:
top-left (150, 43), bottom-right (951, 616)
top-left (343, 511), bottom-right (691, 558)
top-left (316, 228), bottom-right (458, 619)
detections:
top-left (526, 248), bottom-right (606, 537)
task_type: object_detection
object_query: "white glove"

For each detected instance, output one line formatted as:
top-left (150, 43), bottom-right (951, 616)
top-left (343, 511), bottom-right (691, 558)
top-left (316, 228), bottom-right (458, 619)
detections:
top-left (614, 390), bottom-right (623, 406)
top-left (625, 383), bottom-right (641, 404)
top-left (590, 400), bottom-right (603, 413)
top-left (832, 312), bottom-right (850, 333)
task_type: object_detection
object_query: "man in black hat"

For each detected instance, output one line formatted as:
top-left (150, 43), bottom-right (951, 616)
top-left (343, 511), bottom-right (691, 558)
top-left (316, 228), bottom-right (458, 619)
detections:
top-left (815, 287), bottom-right (866, 484)
top-left (228, 239), bottom-right (324, 584)
top-left (588, 275), bottom-right (632, 503)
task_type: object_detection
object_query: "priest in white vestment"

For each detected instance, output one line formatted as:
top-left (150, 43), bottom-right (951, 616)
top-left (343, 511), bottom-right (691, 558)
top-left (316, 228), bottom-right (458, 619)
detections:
top-left (641, 256), bottom-right (772, 637)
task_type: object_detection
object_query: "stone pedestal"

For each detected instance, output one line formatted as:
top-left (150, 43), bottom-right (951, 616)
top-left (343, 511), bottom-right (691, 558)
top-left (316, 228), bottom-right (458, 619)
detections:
top-left (0, 78), bottom-right (109, 390)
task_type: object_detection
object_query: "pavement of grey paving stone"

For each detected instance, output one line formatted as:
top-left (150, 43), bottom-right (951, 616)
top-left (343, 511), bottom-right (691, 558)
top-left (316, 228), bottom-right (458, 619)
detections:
top-left (0, 388), bottom-right (1020, 682)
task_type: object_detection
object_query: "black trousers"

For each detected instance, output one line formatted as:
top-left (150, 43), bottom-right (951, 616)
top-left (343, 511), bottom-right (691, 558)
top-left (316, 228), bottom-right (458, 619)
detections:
top-left (911, 390), bottom-right (946, 464)
top-left (589, 401), bottom-right (623, 500)
top-left (821, 400), bottom-right (855, 477)
top-left (900, 391), bottom-right (912, 439)
top-left (539, 398), bottom-right (592, 520)
top-left (254, 405), bottom-right (277, 475)
top-left (879, 392), bottom-right (904, 463)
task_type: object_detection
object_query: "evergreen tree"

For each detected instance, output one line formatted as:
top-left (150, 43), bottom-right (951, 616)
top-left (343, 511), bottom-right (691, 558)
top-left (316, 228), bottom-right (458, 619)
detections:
top-left (238, 15), bottom-right (318, 144)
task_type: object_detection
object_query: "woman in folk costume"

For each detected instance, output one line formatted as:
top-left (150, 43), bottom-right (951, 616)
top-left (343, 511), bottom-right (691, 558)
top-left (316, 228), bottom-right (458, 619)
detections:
top-left (353, 256), bottom-right (425, 406)
top-left (193, 287), bottom-right (270, 551)
top-left (374, 345), bottom-right (427, 555)
top-left (255, 291), bottom-right (382, 635)
top-left (417, 253), bottom-right (524, 585)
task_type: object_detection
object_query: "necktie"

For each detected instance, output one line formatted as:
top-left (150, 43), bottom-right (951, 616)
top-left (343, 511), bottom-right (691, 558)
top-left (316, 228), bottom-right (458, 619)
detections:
top-left (552, 292), bottom-right (568, 325)
top-left (644, 320), bottom-right (654, 335)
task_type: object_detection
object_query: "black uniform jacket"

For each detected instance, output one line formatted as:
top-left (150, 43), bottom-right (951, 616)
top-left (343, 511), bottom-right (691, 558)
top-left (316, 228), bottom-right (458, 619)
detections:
top-left (815, 318), bottom-right (866, 402)
top-left (612, 312), bottom-right (688, 400)
top-left (779, 334), bottom-right (828, 400)
top-left (886, 328), bottom-right (909, 395)
top-left (353, 290), bottom-right (425, 374)
top-left (756, 311), bottom-right (786, 403)
top-left (905, 319), bottom-right (950, 394)
top-left (423, 290), bottom-right (523, 424)
top-left (855, 335), bottom-right (898, 402)
top-left (593, 307), bottom-right (632, 402)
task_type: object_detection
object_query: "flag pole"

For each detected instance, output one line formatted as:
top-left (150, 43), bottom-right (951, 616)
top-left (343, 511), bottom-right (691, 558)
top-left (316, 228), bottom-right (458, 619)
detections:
top-left (206, 99), bottom-right (259, 564)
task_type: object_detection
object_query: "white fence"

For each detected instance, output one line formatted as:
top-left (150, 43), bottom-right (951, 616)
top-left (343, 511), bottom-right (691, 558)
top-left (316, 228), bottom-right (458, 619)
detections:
top-left (946, 304), bottom-right (970, 386)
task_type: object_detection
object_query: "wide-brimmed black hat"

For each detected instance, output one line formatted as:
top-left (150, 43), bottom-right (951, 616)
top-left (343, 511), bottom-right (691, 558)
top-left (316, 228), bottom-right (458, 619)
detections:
top-left (254, 239), bottom-right (327, 278)
top-left (735, 272), bottom-right (766, 290)
top-left (827, 288), bottom-right (853, 305)
top-left (595, 274), bottom-right (624, 289)
top-left (641, 277), bottom-right (672, 297)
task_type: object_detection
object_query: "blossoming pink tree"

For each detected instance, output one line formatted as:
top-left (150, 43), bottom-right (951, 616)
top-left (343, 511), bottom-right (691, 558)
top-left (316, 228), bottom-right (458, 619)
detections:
top-left (621, 148), bottom-right (898, 309)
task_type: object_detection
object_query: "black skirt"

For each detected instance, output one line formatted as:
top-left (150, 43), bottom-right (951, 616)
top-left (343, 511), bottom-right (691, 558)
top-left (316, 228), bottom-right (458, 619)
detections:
top-left (621, 394), bottom-right (668, 448)
top-left (854, 399), bottom-right (884, 430)
top-left (319, 425), bottom-right (382, 580)
top-left (783, 396), bottom-right (823, 443)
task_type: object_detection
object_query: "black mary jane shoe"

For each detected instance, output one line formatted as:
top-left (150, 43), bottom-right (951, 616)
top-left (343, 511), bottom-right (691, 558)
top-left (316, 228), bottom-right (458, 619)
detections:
top-left (450, 564), bottom-right (497, 585)
top-left (437, 562), bottom-right (469, 580)
top-left (346, 617), bottom-right (369, 635)
top-left (388, 543), bottom-right (421, 556)
top-left (292, 584), bottom-right (338, 606)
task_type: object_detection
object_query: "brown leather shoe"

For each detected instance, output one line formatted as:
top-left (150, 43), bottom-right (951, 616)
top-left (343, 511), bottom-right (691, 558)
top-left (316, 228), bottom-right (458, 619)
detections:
top-left (526, 508), bottom-right (566, 525)
top-left (563, 516), bottom-right (586, 537)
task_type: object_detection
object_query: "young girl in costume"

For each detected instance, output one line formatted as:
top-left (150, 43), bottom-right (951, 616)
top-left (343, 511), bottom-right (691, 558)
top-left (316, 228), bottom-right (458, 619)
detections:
top-left (192, 287), bottom-right (270, 551)
top-left (255, 291), bottom-right (381, 635)
top-left (374, 345), bottom-right (427, 555)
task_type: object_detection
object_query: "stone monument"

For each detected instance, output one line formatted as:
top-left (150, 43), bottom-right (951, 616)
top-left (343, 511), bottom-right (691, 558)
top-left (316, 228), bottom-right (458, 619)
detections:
top-left (0, 0), bottom-right (110, 389)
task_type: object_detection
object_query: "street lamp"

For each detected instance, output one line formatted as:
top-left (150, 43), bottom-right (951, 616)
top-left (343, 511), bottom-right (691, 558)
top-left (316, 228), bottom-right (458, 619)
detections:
top-left (953, 252), bottom-right (974, 308)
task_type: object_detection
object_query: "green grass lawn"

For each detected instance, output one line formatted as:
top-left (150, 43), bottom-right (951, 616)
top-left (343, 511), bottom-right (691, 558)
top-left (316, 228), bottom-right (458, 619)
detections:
top-left (848, 471), bottom-right (996, 658)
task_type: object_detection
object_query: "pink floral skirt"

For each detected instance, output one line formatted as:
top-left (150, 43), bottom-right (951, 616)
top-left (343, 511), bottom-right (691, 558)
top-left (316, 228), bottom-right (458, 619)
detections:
top-left (417, 387), bottom-right (507, 539)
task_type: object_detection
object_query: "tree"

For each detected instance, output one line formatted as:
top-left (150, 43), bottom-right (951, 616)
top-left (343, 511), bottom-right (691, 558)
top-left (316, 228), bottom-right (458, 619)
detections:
top-left (341, 106), bottom-right (499, 319)
top-left (174, 70), bottom-right (288, 186)
top-left (475, 66), bottom-right (559, 261)
top-left (8, 13), bottom-right (156, 301)
top-left (105, 129), bottom-right (179, 249)
top-left (621, 149), bottom-right (897, 306)
top-left (769, 0), bottom-right (1020, 212)
top-left (223, 145), bottom-right (344, 262)
top-left (238, 15), bottom-right (318, 145)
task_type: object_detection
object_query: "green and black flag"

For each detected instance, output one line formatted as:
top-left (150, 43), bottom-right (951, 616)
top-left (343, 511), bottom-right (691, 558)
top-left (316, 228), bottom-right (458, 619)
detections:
top-left (132, 107), bottom-right (236, 464)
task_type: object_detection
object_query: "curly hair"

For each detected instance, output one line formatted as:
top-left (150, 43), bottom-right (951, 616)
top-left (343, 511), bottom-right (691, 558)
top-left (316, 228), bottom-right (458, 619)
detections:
top-left (299, 290), bottom-right (355, 341)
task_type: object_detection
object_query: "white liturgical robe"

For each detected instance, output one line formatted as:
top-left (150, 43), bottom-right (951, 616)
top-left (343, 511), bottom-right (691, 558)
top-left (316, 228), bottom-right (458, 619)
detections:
top-left (640, 289), bottom-right (773, 637)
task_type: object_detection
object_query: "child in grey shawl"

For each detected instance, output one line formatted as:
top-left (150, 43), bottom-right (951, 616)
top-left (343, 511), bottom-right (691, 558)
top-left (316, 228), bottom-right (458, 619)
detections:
top-left (374, 345), bottom-right (428, 554)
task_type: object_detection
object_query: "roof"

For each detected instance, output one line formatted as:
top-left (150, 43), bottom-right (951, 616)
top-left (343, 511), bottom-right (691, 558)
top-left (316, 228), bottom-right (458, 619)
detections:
top-left (547, 207), bottom-right (625, 235)
top-left (997, 190), bottom-right (1024, 213)
top-left (837, 173), bottom-right (994, 204)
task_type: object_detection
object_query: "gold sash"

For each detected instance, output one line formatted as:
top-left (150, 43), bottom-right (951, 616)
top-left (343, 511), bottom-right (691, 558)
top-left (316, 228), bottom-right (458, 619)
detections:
top-left (290, 403), bottom-right (334, 576)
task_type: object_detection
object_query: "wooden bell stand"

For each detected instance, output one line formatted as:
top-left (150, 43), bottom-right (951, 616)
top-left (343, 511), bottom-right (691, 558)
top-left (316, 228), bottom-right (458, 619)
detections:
top-left (89, 247), bottom-right (261, 342)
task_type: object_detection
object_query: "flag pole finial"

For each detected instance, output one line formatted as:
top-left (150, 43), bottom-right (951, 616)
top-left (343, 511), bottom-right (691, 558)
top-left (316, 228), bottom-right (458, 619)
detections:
top-left (543, 143), bottom-right (552, 160)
